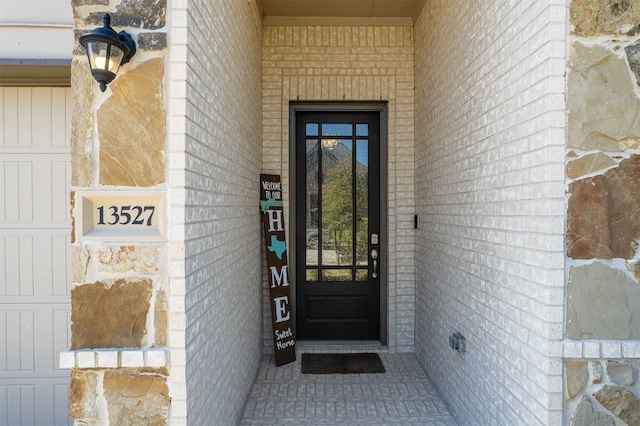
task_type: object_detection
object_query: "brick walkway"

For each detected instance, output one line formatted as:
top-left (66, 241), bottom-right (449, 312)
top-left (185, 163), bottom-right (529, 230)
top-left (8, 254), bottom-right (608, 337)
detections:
top-left (240, 346), bottom-right (457, 425)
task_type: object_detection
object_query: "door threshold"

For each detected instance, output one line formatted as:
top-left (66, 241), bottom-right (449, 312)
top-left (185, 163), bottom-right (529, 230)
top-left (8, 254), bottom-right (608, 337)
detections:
top-left (295, 341), bottom-right (388, 354)
top-left (294, 341), bottom-right (389, 354)
top-left (298, 340), bottom-right (381, 346)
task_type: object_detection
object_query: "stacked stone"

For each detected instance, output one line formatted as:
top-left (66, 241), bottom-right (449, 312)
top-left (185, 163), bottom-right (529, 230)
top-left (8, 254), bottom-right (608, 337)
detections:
top-left (67, 0), bottom-right (169, 424)
top-left (566, 1), bottom-right (640, 424)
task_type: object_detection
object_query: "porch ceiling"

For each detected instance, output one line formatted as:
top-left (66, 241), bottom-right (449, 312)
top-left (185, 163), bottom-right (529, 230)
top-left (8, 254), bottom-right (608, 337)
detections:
top-left (256, 0), bottom-right (427, 23)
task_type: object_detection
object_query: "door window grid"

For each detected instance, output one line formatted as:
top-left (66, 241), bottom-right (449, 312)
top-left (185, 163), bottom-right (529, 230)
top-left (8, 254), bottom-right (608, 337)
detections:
top-left (305, 122), bottom-right (369, 283)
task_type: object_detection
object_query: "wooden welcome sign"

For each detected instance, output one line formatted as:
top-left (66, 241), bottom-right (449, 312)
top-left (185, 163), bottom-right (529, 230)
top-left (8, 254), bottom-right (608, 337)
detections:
top-left (260, 174), bottom-right (296, 366)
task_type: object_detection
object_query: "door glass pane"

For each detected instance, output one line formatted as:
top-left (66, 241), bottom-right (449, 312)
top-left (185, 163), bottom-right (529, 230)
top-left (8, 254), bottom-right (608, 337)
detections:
top-left (306, 269), bottom-right (318, 281)
top-left (306, 139), bottom-right (319, 266)
top-left (322, 269), bottom-right (353, 281)
top-left (306, 123), bottom-right (319, 136)
top-left (355, 139), bottom-right (369, 266)
top-left (322, 123), bottom-right (352, 136)
top-left (355, 269), bottom-right (368, 281)
top-left (322, 139), bottom-right (352, 266)
top-left (356, 123), bottom-right (368, 136)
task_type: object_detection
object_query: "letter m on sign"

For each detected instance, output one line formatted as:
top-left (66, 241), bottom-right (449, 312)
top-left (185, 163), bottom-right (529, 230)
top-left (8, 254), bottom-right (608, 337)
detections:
top-left (270, 265), bottom-right (289, 288)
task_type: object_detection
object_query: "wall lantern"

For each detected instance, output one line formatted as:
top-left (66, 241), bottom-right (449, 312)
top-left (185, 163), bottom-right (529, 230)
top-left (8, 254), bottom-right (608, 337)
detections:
top-left (79, 13), bottom-right (136, 92)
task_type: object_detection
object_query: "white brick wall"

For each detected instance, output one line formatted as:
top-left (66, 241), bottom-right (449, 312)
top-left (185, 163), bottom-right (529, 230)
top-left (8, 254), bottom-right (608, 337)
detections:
top-left (262, 24), bottom-right (416, 354)
top-left (168, 0), bottom-right (264, 424)
top-left (414, 1), bottom-right (566, 425)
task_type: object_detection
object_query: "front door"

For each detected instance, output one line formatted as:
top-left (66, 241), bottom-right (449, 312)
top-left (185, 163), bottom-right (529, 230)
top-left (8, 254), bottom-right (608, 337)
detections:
top-left (295, 110), bottom-right (381, 340)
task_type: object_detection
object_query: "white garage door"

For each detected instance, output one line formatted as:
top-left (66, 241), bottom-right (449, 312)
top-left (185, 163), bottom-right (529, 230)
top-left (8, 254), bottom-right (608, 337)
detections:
top-left (0, 87), bottom-right (72, 426)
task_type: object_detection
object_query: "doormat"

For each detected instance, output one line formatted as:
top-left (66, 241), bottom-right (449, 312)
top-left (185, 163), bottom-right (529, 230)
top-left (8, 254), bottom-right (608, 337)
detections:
top-left (301, 353), bottom-right (385, 374)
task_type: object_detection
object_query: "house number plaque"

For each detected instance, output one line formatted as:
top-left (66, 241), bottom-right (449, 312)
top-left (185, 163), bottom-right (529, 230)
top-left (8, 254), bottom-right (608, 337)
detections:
top-left (75, 191), bottom-right (166, 242)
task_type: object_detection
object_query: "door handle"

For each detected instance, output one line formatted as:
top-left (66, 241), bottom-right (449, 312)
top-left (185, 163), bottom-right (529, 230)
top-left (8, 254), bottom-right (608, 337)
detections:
top-left (371, 248), bottom-right (378, 278)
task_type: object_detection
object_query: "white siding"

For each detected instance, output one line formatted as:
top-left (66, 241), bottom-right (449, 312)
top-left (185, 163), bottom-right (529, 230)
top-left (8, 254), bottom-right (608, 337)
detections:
top-left (0, 0), bottom-right (73, 60)
top-left (414, 1), bottom-right (566, 425)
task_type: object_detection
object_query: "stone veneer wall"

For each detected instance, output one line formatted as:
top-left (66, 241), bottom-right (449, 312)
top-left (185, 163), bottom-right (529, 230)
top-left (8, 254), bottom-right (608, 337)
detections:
top-left (414, 1), bottom-right (566, 425)
top-left (564, 1), bottom-right (640, 424)
top-left (168, 0), bottom-right (264, 424)
top-left (65, 0), bottom-right (171, 425)
top-left (262, 24), bottom-right (416, 353)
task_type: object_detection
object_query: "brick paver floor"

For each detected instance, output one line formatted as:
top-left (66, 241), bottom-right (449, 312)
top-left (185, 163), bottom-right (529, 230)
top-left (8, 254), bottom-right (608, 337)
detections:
top-left (240, 345), bottom-right (457, 425)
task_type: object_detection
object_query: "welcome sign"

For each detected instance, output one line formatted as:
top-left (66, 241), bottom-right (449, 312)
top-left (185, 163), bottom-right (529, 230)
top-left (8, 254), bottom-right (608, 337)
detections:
top-left (260, 174), bottom-right (296, 366)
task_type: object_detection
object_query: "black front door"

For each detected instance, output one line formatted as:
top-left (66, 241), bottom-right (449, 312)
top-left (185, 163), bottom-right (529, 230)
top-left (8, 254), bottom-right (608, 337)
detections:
top-left (295, 110), bottom-right (381, 340)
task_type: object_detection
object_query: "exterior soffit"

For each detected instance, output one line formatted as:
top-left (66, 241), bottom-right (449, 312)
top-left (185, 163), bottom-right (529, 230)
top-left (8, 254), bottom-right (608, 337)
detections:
top-left (256, 0), bottom-right (427, 25)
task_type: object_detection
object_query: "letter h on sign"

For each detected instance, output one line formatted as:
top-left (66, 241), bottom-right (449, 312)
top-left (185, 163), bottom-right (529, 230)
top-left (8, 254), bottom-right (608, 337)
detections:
top-left (268, 210), bottom-right (284, 232)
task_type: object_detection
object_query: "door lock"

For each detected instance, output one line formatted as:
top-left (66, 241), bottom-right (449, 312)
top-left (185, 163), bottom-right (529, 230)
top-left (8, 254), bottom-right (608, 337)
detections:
top-left (371, 248), bottom-right (378, 278)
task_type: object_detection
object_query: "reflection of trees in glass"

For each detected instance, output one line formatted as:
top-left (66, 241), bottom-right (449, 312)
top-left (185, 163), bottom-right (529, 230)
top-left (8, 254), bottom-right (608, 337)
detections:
top-left (322, 162), bottom-right (368, 265)
top-left (355, 164), bottom-right (368, 265)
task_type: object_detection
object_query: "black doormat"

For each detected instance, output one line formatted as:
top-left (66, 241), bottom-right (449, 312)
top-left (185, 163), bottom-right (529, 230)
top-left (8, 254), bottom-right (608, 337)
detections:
top-left (301, 353), bottom-right (385, 374)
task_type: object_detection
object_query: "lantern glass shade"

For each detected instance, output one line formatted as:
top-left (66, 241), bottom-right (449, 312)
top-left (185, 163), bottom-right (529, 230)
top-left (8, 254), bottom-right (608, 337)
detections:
top-left (86, 40), bottom-right (125, 74)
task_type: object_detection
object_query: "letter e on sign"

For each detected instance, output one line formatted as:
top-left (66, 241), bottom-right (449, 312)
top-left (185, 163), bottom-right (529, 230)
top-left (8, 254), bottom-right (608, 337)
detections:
top-left (273, 296), bottom-right (290, 323)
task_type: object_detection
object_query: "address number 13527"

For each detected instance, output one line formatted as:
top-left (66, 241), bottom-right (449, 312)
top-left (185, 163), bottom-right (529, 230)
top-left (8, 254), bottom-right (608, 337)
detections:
top-left (97, 205), bottom-right (156, 226)
top-left (76, 191), bottom-right (165, 242)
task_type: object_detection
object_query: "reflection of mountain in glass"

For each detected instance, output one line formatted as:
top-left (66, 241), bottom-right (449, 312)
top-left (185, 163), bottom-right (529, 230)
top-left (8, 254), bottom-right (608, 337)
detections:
top-left (306, 139), bottom-right (368, 189)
